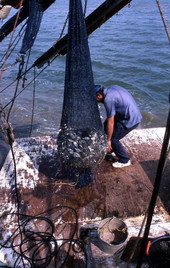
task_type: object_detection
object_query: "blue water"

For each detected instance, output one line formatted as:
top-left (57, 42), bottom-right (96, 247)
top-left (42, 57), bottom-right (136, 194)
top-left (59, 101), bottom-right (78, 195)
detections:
top-left (0, 0), bottom-right (170, 138)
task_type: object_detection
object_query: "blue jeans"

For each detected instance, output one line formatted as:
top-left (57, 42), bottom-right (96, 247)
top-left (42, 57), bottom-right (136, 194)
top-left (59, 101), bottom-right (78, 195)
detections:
top-left (111, 123), bottom-right (139, 163)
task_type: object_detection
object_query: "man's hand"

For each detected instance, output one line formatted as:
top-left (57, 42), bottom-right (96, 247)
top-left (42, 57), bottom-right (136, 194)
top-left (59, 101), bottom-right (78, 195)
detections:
top-left (107, 140), bottom-right (112, 152)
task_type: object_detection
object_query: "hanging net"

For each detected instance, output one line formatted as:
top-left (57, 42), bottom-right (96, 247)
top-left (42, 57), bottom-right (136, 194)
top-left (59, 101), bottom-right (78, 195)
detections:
top-left (57, 0), bottom-right (107, 169)
top-left (19, 0), bottom-right (44, 55)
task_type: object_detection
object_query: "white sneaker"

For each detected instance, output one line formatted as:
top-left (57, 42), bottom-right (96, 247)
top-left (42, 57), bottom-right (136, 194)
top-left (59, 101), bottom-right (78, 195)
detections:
top-left (112, 160), bottom-right (131, 168)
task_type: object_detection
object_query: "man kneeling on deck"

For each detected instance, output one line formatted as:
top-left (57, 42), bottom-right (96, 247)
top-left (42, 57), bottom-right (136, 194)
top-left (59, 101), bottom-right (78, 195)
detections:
top-left (95, 84), bottom-right (142, 168)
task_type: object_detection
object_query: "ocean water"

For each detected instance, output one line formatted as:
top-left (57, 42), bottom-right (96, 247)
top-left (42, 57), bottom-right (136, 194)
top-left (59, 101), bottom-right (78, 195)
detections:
top-left (0, 0), bottom-right (170, 138)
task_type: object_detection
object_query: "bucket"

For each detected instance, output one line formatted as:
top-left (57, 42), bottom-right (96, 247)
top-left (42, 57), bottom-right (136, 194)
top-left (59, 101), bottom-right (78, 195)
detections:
top-left (80, 217), bottom-right (128, 255)
top-left (98, 217), bottom-right (128, 245)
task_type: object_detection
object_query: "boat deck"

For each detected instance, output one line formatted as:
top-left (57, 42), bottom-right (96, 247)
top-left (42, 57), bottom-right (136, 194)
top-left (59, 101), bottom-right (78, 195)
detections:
top-left (0, 127), bottom-right (169, 267)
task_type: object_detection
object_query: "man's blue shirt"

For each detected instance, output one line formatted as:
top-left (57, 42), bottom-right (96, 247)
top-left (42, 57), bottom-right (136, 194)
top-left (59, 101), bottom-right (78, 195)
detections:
top-left (103, 85), bottom-right (142, 129)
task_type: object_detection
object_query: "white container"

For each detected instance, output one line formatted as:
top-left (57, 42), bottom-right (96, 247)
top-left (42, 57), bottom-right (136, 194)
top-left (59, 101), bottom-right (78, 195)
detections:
top-left (0, 5), bottom-right (12, 19)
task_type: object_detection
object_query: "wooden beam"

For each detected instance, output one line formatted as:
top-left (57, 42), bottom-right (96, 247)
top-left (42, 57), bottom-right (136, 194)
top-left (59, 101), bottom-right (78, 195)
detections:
top-left (0, 2), bottom-right (29, 42)
top-left (0, 0), bottom-right (55, 42)
top-left (35, 0), bottom-right (132, 68)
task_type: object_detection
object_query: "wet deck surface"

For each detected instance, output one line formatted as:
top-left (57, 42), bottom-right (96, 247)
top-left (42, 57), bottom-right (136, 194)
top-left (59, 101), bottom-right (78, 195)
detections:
top-left (0, 127), bottom-right (170, 267)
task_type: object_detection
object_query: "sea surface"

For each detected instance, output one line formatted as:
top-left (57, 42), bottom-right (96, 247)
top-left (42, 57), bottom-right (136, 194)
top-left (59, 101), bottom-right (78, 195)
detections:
top-left (0, 0), bottom-right (170, 138)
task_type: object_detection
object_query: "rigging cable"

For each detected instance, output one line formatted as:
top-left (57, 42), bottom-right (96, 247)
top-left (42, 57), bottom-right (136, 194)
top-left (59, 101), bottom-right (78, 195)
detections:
top-left (0, 50), bottom-right (61, 113)
top-left (6, 56), bottom-right (25, 122)
top-left (0, 0), bottom-right (24, 79)
top-left (0, 0), bottom-right (88, 98)
top-left (58, 13), bottom-right (69, 40)
top-left (83, 0), bottom-right (88, 16)
top-left (29, 65), bottom-right (36, 137)
top-left (0, 21), bottom-right (27, 70)
top-left (8, 134), bottom-right (26, 268)
top-left (22, 48), bottom-right (32, 89)
top-left (0, 78), bottom-right (17, 94)
top-left (156, 0), bottom-right (170, 42)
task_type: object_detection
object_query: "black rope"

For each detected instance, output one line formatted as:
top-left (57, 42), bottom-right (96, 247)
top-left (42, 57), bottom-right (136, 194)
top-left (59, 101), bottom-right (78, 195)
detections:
top-left (22, 48), bottom-right (32, 89)
top-left (0, 207), bottom-right (86, 267)
top-left (8, 141), bottom-right (26, 268)
top-left (0, 78), bottom-right (18, 94)
top-left (1, 113), bottom-right (87, 267)
top-left (29, 66), bottom-right (36, 137)
top-left (6, 57), bottom-right (25, 122)
top-left (0, 53), bottom-right (60, 115)
top-left (0, 21), bottom-right (27, 69)
top-left (58, 13), bottom-right (69, 40)
top-left (83, 0), bottom-right (88, 16)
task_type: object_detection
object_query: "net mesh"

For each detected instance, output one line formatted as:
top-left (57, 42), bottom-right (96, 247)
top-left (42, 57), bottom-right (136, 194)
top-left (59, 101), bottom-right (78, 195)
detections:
top-left (19, 0), bottom-right (44, 54)
top-left (57, 0), bottom-right (106, 169)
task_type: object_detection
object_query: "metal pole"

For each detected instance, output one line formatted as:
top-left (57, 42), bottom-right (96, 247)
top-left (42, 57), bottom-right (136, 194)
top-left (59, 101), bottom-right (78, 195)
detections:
top-left (136, 95), bottom-right (170, 267)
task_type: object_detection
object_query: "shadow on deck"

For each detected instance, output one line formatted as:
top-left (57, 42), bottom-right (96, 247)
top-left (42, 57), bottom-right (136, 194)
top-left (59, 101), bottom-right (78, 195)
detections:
top-left (0, 127), bottom-right (169, 267)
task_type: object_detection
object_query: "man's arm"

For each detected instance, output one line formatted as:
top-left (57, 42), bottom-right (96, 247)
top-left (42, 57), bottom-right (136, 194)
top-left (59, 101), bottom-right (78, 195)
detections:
top-left (106, 115), bottom-right (114, 152)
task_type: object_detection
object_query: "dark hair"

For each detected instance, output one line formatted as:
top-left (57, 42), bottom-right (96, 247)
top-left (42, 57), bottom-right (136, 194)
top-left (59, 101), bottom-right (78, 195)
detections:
top-left (97, 87), bottom-right (105, 95)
